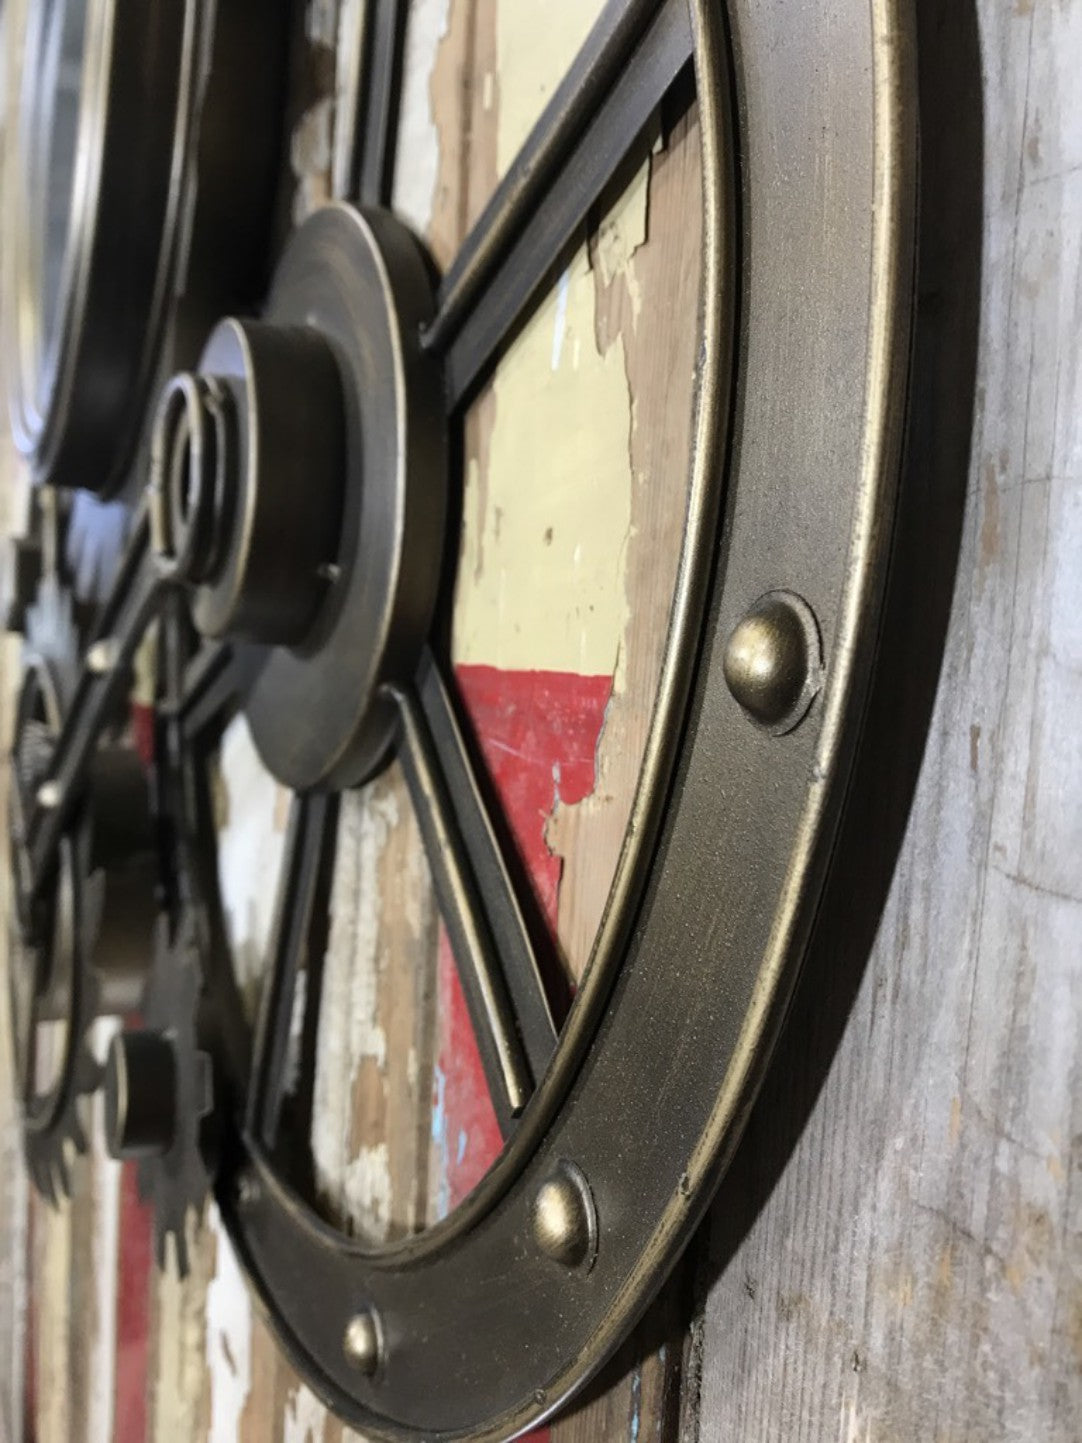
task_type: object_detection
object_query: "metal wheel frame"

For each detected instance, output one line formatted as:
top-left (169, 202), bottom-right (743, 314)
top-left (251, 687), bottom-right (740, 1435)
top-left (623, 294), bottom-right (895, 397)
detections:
top-left (202, 0), bottom-right (917, 1437)
top-left (3, 0), bottom-right (917, 1435)
top-left (4, 0), bottom-right (288, 496)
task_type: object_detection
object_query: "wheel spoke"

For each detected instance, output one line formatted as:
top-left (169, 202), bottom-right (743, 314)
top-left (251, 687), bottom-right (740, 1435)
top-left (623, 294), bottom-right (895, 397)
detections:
top-left (28, 506), bottom-right (166, 892)
top-left (338, 0), bottom-right (410, 207)
top-left (175, 641), bottom-right (240, 744)
top-left (424, 0), bottom-right (694, 409)
top-left (246, 791), bottom-right (339, 1150)
top-left (390, 648), bottom-right (558, 1136)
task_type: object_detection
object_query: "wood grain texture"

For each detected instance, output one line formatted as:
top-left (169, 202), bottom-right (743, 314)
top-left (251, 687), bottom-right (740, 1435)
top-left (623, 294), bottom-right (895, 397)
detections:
top-left (693, 2), bottom-right (1082, 1438)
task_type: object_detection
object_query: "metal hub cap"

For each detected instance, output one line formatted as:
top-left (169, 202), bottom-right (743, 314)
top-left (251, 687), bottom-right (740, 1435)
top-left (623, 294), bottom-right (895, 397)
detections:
top-left (152, 205), bottom-right (448, 790)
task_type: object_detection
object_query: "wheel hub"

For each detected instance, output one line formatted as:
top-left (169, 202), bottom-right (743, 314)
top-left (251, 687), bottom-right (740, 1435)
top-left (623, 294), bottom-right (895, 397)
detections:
top-left (152, 204), bottom-right (448, 791)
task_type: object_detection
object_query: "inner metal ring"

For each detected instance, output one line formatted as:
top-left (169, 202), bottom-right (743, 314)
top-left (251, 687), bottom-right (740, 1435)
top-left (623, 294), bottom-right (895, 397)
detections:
top-left (4, 0), bottom-right (290, 495)
top-left (6, 0), bottom-right (195, 492)
top-left (195, 206), bottom-right (449, 791)
top-left (149, 372), bottom-right (227, 584)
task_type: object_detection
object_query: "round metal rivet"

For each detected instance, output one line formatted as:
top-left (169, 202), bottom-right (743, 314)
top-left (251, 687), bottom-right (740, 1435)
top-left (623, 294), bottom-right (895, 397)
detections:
top-left (36, 780), bottom-right (61, 810)
top-left (87, 639), bottom-right (118, 675)
top-left (236, 1170), bottom-right (262, 1208)
top-left (531, 1161), bottom-right (597, 1269)
top-left (722, 591), bottom-right (822, 734)
top-left (343, 1308), bottom-right (383, 1376)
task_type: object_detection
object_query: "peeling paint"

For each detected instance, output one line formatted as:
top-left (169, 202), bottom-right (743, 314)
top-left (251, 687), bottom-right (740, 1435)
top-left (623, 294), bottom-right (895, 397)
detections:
top-left (88, 1020), bottom-right (121, 1443)
top-left (392, 0), bottom-right (452, 236)
top-left (153, 1213), bottom-right (216, 1443)
top-left (452, 0), bottom-right (649, 679)
top-left (452, 235), bottom-right (637, 674)
top-left (205, 1208), bottom-right (252, 1443)
top-left (216, 717), bottom-right (289, 1008)
top-left (313, 785), bottom-right (400, 1228)
top-left (283, 1383), bottom-right (329, 1443)
top-left (343, 1143), bottom-right (394, 1242)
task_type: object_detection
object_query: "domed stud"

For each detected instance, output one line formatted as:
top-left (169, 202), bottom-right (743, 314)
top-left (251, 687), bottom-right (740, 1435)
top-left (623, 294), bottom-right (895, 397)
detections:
top-left (343, 1307), bottom-right (384, 1377)
top-left (722, 591), bottom-right (822, 734)
top-left (531, 1161), bottom-right (598, 1270)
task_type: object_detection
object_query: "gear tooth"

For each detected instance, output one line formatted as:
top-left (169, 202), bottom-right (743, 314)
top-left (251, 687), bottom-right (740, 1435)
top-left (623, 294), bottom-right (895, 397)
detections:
top-left (82, 870), bottom-right (107, 950)
top-left (36, 1160), bottom-right (53, 1207)
top-left (69, 1106), bottom-right (88, 1154)
top-left (137, 1159), bottom-right (154, 1203)
top-left (174, 1226), bottom-right (190, 1279)
top-left (55, 1152), bottom-right (71, 1200)
top-left (29, 1156), bottom-right (46, 1204)
top-left (76, 1047), bottom-right (103, 1097)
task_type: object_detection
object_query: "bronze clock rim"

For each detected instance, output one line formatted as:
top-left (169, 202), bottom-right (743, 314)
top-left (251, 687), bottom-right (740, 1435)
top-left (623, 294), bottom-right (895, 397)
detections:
top-left (213, 0), bottom-right (917, 1437)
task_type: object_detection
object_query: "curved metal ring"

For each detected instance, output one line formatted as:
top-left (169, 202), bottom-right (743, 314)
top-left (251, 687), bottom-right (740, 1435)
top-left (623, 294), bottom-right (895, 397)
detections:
top-left (211, 0), bottom-right (917, 1434)
top-left (149, 372), bottom-right (231, 585)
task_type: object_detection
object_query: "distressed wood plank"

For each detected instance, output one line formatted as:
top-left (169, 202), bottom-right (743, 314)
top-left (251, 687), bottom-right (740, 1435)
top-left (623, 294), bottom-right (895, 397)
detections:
top-left (694, 1), bottom-right (1082, 1438)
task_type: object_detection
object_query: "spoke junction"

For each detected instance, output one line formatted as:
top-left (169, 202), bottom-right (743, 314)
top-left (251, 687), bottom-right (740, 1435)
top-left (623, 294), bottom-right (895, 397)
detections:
top-left (26, 504), bottom-right (168, 893)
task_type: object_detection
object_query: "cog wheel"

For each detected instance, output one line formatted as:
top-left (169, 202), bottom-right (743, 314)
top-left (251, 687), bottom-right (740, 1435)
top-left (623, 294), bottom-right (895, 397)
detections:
top-left (104, 912), bottom-right (214, 1275)
top-left (23, 571), bottom-right (81, 710)
top-left (10, 574), bottom-right (158, 1203)
top-left (9, 575), bottom-right (93, 1200)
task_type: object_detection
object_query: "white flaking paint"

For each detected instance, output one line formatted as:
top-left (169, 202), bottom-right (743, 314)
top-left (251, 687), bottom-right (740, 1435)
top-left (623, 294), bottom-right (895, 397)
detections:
top-left (152, 1213), bottom-right (215, 1443)
top-left (333, 0), bottom-right (367, 200)
top-left (343, 1142), bottom-right (395, 1243)
top-left (305, 0), bottom-right (337, 47)
top-left (452, 0), bottom-right (649, 676)
top-left (391, 0), bottom-right (451, 237)
top-left (37, 1185), bottom-right (74, 1443)
top-left (312, 785), bottom-right (401, 1231)
top-left (596, 160), bottom-right (651, 325)
top-left (205, 1206), bottom-right (252, 1443)
top-left (216, 716), bottom-right (289, 1002)
top-left (283, 1382), bottom-right (331, 1443)
top-left (87, 1019), bottom-right (122, 1443)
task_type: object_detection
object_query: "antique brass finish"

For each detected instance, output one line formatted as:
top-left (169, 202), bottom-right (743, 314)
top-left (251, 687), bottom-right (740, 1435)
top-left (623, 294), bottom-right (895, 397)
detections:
top-left (3, 0), bottom-right (918, 1436)
top-left (723, 592), bottom-right (822, 733)
top-left (531, 1162), bottom-right (599, 1270)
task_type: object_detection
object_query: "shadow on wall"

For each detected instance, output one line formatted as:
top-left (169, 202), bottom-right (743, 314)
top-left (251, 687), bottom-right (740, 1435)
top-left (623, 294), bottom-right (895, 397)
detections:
top-left (704, 0), bottom-right (985, 1285)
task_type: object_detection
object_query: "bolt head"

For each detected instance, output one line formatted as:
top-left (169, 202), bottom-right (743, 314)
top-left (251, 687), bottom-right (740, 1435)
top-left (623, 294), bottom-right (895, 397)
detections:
top-left (531, 1161), bottom-right (597, 1269)
top-left (722, 592), bottom-right (821, 733)
top-left (235, 1170), bottom-right (262, 1208)
top-left (343, 1308), bottom-right (382, 1376)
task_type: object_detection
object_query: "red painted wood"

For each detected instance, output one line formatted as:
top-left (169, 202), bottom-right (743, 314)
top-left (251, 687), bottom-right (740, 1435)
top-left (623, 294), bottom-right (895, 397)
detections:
top-left (432, 665), bottom-right (613, 1443)
top-left (113, 1164), bottom-right (152, 1443)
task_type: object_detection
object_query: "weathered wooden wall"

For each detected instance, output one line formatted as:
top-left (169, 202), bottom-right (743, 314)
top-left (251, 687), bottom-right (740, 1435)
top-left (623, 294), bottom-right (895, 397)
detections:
top-left (2, 0), bottom-right (1080, 1440)
top-left (693, 1), bottom-right (1082, 1438)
